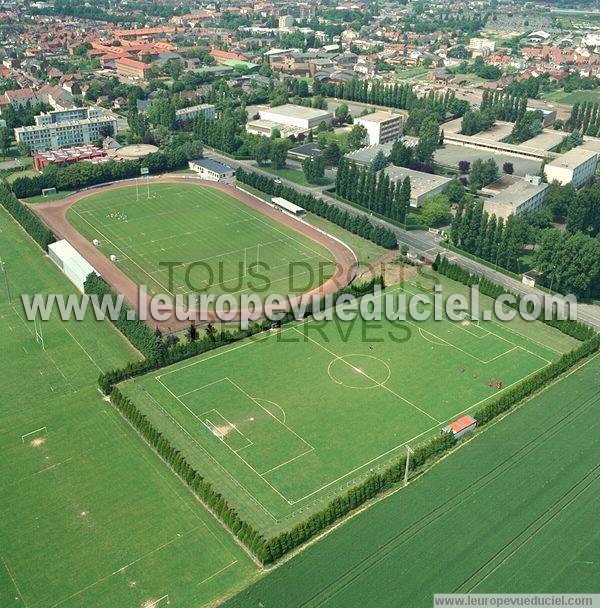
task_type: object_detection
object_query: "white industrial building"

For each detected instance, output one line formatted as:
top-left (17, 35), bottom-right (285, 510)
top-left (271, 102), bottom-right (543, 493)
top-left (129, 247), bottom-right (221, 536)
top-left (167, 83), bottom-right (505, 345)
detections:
top-left (383, 166), bottom-right (452, 208)
top-left (258, 104), bottom-right (332, 131)
top-left (48, 240), bottom-right (98, 293)
top-left (544, 148), bottom-right (598, 188)
top-left (355, 111), bottom-right (404, 146)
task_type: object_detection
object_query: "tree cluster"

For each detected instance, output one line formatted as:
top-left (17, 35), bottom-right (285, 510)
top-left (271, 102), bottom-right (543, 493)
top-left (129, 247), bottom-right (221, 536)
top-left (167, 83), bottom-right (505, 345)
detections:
top-left (566, 101), bottom-right (600, 136)
top-left (336, 159), bottom-right (412, 225)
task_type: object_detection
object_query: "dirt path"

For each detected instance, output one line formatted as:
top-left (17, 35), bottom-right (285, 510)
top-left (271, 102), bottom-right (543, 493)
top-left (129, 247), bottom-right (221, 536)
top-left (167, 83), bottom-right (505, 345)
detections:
top-left (29, 176), bottom-right (358, 330)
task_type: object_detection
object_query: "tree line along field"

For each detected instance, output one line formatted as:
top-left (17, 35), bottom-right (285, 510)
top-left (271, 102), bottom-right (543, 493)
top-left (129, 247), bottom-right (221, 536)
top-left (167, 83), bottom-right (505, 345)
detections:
top-left (0, 208), bottom-right (257, 608)
top-left (66, 182), bottom-right (335, 304)
top-left (224, 353), bottom-right (600, 608)
top-left (120, 272), bottom-right (578, 535)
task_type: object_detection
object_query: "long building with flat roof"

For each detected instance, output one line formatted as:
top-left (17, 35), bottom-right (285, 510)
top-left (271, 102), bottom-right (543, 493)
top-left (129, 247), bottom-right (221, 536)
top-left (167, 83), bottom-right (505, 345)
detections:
top-left (483, 175), bottom-right (548, 219)
top-left (545, 148), bottom-right (598, 188)
top-left (382, 166), bottom-right (452, 208)
top-left (259, 104), bottom-right (332, 130)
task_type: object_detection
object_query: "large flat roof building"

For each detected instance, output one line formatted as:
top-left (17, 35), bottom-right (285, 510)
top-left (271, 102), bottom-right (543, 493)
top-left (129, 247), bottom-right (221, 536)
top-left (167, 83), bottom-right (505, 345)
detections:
top-left (545, 148), bottom-right (598, 188)
top-left (483, 175), bottom-right (548, 220)
top-left (258, 104), bottom-right (332, 131)
top-left (355, 111), bottom-right (403, 146)
top-left (383, 166), bottom-right (452, 208)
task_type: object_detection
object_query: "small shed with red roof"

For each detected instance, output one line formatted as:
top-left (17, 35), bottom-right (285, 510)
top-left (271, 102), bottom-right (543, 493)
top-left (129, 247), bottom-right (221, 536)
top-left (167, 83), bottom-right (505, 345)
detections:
top-left (443, 414), bottom-right (477, 440)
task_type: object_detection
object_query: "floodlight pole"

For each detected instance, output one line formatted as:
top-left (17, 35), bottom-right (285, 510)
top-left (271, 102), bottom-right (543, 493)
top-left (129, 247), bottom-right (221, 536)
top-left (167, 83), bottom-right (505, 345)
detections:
top-left (403, 445), bottom-right (414, 486)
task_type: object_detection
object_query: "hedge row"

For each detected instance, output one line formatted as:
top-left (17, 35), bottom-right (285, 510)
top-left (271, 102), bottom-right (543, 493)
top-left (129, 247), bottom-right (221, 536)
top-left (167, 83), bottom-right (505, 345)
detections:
top-left (106, 327), bottom-right (597, 564)
top-left (235, 168), bottom-right (398, 250)
top-left (433, 254), bottom-right (596, 341)
top-left (84, 274), bottom-right (167, 360)
top-left (0, 183), bottom-right (55, 250)
top-left (110, 387), bottom-right (271, 562)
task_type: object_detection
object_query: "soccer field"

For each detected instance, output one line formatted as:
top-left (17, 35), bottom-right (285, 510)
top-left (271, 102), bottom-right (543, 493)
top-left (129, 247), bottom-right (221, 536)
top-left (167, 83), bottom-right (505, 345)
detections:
top-left (66, 182), bottom-right (335, 302)
top-left (121, 273), bottom-right (578, 534)
top-left (224, 353), bottom-right (600, 608)
top-left (0, 208), bottom-right (257, 608)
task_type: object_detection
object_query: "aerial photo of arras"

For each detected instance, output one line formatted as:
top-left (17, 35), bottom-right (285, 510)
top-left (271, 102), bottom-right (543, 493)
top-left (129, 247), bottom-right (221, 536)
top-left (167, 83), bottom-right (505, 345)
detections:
top-left (0, 0), bottom-right (598, 606)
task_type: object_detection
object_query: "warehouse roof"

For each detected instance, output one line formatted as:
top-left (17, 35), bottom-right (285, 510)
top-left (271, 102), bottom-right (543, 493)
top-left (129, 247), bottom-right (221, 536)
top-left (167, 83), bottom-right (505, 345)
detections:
top-left (261, 104), bottom-right (332, 121)
top-left (383, 165), bottom-right (452, 196)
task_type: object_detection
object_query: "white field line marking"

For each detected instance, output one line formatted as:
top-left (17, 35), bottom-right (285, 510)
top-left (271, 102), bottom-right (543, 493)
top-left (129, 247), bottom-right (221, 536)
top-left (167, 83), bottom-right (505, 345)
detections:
top-left (10, 304), bottom-right (74, 392)
top-left (260, 447), bottom-right (315, 476)
top-left (176, 377), bottom-right (228, 398)
top-left (225, 377), bottom-right (315, 451)
top-left (155, 376), bottom-right (295, 505)
top-left (70, 207), bottom-right (176, 297)
top-left (61, 325), bottom-right (103, 373)
top-left (199, 409), bottom-right (254, 451)
top-left (48, 526), bottom-right (203, 608)
top-left (196, 560), bottom-right (238, 588)
top-left (292, 327), bottom-right (440, 424)
top-left (103, 410), bottom-right (248, 552)
top-left (2, 556), bottom-right (27, 607)
top-left (139, 387), bottom-right (279, 523)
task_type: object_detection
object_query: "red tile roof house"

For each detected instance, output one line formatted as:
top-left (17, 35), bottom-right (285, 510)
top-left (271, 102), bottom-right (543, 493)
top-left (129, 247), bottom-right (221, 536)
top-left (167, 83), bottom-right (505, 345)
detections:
top-left (0, 87), bottom-right (37, 110)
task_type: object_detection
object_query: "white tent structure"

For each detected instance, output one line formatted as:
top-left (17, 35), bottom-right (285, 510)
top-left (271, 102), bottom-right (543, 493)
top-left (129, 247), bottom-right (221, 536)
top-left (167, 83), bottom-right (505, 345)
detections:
top-left (48, 240), bottom-right (98, 293)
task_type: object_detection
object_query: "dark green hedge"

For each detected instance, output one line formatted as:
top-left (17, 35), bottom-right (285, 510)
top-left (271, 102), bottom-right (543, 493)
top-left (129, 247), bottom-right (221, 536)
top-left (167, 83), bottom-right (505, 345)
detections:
top-left (0, 183), bottom-right (55, 250)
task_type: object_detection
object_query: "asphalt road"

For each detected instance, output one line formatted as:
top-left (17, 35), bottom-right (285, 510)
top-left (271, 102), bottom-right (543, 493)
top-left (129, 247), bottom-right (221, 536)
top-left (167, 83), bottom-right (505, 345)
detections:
top-left (204, 148), bottom-right (600, 331)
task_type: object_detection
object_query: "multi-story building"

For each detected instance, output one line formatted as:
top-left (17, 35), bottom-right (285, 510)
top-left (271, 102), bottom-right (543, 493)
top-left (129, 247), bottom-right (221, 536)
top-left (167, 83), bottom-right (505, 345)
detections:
top-left (483, 175), bottom-right (548, 220)
top-left (15, 107), bottom-right (118, 153)
top-left (355, 111), bottom-right (404, 146)
top-left (545, 148), bottom-right (599, 188)
top-left (175, 104), bottom-right (215, 123)
top-left (115, 57), bottom-right (151, 80)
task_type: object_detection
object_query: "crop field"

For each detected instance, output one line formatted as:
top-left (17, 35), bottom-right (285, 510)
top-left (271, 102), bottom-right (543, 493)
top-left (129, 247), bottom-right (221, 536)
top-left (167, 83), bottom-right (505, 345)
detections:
top-left (0, 209), bottom-right (256, 608)
top-left (225, 352), bottom-right (600, 608)
top-left (121, 273), bottom-right (578, 534)
top-left (66, 182), bottom-right (335, 303)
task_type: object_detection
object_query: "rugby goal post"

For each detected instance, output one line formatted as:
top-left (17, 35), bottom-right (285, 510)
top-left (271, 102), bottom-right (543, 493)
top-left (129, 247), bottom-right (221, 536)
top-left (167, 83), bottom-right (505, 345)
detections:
top-left (21, 426), bottom-right (47, 444)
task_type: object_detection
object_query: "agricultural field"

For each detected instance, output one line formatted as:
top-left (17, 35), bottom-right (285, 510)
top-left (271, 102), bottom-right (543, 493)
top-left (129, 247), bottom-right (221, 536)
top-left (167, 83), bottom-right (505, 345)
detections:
top-left (120, 272), bottom-right (578, 535)
top-left (225, 352), bottom-right (600, 608)
top-left (66, 182), bottom-right (335, 304)
top-left (0, 209), bottom-right (257, 608)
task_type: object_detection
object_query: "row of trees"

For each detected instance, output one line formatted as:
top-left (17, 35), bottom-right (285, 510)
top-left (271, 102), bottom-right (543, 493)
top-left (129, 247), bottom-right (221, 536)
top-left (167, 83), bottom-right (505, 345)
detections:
top-left (450, 200), bottom-right (525, 272)
top-left (535, 230), bottom-right (600, 300)
top-left (566, 101), bottom-right (600, 136)
top-left (10, 140), bottom-right (203, 199)
top-left (0, 183), bottom-right (55, 250)
top-left (336, 159), bottom-right (412, 225)
top-left (236, 167), bottom-right (398, 249)
top-left (480, 89), bottom-right (529, 123)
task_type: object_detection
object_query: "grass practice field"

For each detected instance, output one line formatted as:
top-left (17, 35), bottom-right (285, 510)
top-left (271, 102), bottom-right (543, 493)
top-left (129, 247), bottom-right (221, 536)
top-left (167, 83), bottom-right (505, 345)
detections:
top-left (226, 353), bottom-right (600, 608)
top-left (66, 182), bottom-right (335, 304)
top-left (0, 208), bottom-right (257, 607)
top-left (122, 273), bottom-right (578, 534)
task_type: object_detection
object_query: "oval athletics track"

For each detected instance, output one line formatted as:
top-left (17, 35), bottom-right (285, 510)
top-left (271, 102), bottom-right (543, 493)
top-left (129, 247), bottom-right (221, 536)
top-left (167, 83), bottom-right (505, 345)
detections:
top-left (29, 176), bottom-right (359, 330)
